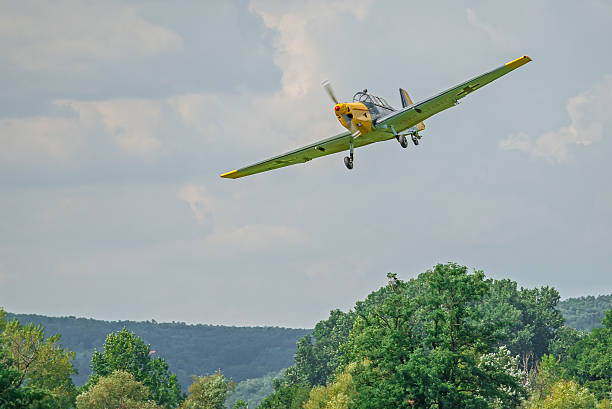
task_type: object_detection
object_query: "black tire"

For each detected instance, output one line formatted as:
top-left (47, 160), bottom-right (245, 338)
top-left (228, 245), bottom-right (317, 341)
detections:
top-left (400, 135), bottom-right (408, 148)
top-left (344, 156), bottom-right (353, 170)
top-left (412, 136), bottom-right (419, 146)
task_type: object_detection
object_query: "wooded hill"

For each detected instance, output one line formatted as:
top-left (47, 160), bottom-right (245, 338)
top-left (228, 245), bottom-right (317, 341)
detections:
top-left (5, 292), bottom-right (611, 392)
top-left (5, 313), bottom-right (310, 390)
top-left (557, 294), bottom-right (612, 331)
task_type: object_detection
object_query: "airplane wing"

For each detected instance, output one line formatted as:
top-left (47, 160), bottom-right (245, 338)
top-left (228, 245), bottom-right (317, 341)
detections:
top-left (377, 55), bottom-right (532, 132)
top-left (220, 130), bottom-right (352, 179)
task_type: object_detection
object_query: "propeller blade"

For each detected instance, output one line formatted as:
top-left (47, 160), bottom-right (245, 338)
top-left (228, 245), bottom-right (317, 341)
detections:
top-left (322, 80), bottom-right (338, 105)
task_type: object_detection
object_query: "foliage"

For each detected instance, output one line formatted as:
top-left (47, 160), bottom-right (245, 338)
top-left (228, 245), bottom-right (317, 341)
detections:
top-left (179, 371), bottom-right (234, 409)
top-left (303, 364), bottom-right (356, 409)
top-left (76, 370), bottom-right (162, 409)
top-left (257, 384), bottom-right (310, 409)
top-left (548, 326), bottom-right (584, 363)
top-left (7, 313), bottom-right (309, 389)
top-left (282, 285), bottom-right (396, 389)
top-left (0, 309), bottom-right (77, 409)
top-left (345, 265), bottom-right (525, 409)
top-left (88, 328), bottom-right (183, 408)
top-left (524, 380), bottom-right (598, 409)
top-left (478, 279), bottom-right (565, 373)
top-left (232, 400), bottom-right (248, 409)
top-left (284, 309), bottom-right (353, 387)
top-left (226, 370), bottom-right (282, 409)
top-left (0, 346), bottom-right (54, 409)
top-left (558, 295), bottom-right (612, 331)
top-left (563, 309), bottom-right (612, 400)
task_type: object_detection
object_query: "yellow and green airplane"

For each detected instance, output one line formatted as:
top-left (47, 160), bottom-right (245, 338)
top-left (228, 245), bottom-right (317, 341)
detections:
top-left (221, 55), bottom-right (531, 179)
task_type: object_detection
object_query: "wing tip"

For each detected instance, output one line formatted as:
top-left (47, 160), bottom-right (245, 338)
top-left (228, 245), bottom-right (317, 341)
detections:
top-left (505, 55), bottom-right (532, 69)
top-left (220, 169), bottom-right (239, 179)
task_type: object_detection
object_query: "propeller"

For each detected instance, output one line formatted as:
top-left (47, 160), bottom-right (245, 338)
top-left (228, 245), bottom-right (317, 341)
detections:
top-left (322, 80), bottom-right (360, 137)
top-left (321, 80), bottom-right (338, 105)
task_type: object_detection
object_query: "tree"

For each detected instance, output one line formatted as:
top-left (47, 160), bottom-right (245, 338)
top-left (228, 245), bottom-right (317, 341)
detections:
top-left (524, 380), bottom-right (598, 409)
top-left (88, 328), bottom-right (183, 408)
top-left (563, 308), bottom-right (612, 400)
top-left (284, 309), bottom-right (354, 387)
top-left (232, 399), bottom-right (248, 409)
top-left (303, 364), bottom-right (356, 409)
top-left (0, 347), bottom-right (53, 409)
top-left (345, 264), bottom-right (525, 409)
top-left (0, 309), bottom-right (77, 409)
top-left (514, 286), bottom-right (565, 371)
top-left (477, 279), bottom-right (565, 373)
top-left (76, 370), bottom-right (162, 409)
top-left (257, 384), bottom-right (311, 409)
top-left (179, 371), bottom-right (234, 409)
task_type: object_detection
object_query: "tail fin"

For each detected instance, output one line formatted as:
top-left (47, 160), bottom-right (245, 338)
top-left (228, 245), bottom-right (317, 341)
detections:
top-left (400, 88), bottom-right (425, 131)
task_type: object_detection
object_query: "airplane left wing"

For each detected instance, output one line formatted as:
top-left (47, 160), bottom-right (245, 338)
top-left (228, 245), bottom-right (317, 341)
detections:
top-left (220, 131), bottom-right (352, 178)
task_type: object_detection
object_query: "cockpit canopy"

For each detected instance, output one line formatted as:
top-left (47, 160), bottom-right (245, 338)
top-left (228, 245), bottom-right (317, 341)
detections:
top-left (353, 91), bottom-right (394, 110)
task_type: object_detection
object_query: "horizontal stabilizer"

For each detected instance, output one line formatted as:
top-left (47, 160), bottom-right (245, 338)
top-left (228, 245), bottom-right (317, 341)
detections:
top-left (400, 88), bottom-right (425, 131)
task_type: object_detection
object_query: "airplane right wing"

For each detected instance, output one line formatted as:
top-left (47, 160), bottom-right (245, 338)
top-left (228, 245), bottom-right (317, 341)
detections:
top-left (380, 55), bottom-right (532, 132)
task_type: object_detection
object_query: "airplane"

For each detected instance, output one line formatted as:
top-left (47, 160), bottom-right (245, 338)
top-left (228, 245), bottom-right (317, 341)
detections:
top-left (220, 55), bottom-right (532, 179)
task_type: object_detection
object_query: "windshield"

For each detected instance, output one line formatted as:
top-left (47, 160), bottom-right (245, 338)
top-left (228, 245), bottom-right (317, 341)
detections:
top-left (353, 92), bottom-right (393, 110)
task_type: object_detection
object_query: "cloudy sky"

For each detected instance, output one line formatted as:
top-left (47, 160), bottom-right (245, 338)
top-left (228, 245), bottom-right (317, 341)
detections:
top-left (1, 0), bottom-right (611, 328)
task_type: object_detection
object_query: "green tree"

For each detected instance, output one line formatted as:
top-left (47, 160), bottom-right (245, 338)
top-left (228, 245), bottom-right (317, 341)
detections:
top-left (303, 363), bottom-right (356, 409)
top-left (257, 384), bottom-right (311, 409)
top-left (345, 264), bottom-right (525, 409)
top-left (88, 328), bottom-right (183, 408)
top-left (284, 309), bottom-right (354, 387)
top-left (76, 370), bottom-right (162, 409)
top-left (0, 310), bottom-right (76, 409)
top-left (478, 279), bottom-right (565, 373)
top-left (232, 399), bottom-right (248, 409)
top-left (0, 347), bottom-right (53, 409)
top-left (525, 380), bottom-right (598, 409)
top-left (564, 309), bottom-right (612, 399)
top-left (179, 371), bottom-right (234, 409)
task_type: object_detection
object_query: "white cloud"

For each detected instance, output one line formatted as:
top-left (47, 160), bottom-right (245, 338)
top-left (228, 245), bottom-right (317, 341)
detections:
top-left (177, 183), bottom-right (306, 252)
top-left (66, 99), bottom-right (163, 157)
top-left (0, 116), bottom-right (84, 162)
top-left (466, 8), bottom-right (516, 47)
top-left (178, 184), bottom-right (215, 225)
top-left (0, 1), bottom-right (182, 71)
top-left (208, 224), bottom-right (306, 252)
top-left (500, 75), bottom-right (611, 162)
top-left (0, 98), bottom-right (167, 162)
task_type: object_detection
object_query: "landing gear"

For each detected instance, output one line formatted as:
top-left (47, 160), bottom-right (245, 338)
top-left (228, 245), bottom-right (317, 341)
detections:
top-left (344, 156), bottom-right (353, 169)
top-left (344, 138), bottom-right (355, 170)
top-left (391, 125), bottom-right (408, 148)
top-left (411, 135), bottom-right (419, 146)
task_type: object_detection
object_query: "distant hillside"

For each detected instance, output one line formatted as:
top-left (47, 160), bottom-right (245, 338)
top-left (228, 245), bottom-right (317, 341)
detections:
top-left (6, 293), bottom-right (610, 393)
top-left (7, 313), bottom-right (310, 390)
top-left (557, 294), bottom-right (612, 331)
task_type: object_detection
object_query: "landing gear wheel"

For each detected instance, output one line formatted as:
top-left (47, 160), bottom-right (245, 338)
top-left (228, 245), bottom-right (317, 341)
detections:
top-left (344, 156), bottom-right (353, 170)
top-left (399, 135), bottom-right (408, 148)
top-left (411, 135), bottom-right (419, 146)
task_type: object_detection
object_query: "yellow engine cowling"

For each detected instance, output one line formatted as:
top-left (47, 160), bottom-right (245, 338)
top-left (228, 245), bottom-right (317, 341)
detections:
top-left (334, 102), bottom-right (372, 136)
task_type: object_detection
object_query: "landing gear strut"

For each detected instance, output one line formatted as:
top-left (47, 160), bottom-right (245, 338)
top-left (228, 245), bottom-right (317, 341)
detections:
top-left (344, 139), bottom-right (354, 170)
top-left (391, 125), bottom-right (408, 148)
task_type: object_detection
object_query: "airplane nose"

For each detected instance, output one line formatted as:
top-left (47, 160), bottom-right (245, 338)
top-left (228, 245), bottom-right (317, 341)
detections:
top-left (334, 105), bottom-right (341, 112)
